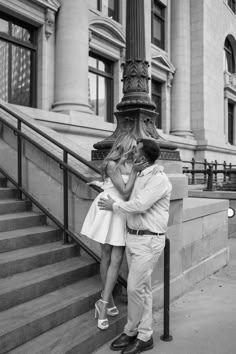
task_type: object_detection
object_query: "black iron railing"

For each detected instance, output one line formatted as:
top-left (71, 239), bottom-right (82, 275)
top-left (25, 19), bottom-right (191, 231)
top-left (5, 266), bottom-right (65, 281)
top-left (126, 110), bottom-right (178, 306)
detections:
top-left (182, 158), bottom-right (236, 188)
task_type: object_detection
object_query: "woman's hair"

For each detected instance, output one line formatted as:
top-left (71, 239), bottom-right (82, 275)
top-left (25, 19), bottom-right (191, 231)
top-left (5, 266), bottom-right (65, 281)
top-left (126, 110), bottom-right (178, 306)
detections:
top-left (101, 133), bottom-right (136, 179)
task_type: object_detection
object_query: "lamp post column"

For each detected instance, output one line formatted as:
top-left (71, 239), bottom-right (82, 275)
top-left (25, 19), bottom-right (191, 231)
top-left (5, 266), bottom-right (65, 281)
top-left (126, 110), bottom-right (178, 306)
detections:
top-left (93, 0), bottom-right (178, 159)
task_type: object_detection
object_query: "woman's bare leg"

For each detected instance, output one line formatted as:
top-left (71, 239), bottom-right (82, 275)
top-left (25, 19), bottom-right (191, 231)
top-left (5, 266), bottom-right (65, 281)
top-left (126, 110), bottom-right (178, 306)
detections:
top-left (101, 246), bottom-right (125, 316)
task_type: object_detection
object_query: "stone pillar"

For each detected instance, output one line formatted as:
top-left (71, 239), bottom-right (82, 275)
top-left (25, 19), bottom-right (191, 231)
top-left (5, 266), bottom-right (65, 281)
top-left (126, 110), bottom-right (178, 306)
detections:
top-left (224, 96), bottom-right (228, 143)
top-left (52, 0), bottom-right (92, 113)
top-left (170, 0), bottom-right (192, 136)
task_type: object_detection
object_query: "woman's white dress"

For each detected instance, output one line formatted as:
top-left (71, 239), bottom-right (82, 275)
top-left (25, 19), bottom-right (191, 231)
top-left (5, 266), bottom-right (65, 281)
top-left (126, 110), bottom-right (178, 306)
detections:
top-left (81, 175), bottom-right (129, 246)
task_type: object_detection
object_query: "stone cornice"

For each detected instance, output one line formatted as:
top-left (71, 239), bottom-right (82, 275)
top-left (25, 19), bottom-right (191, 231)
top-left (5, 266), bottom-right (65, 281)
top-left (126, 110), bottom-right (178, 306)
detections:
top-left (30, 0), bottom-right (60, 12)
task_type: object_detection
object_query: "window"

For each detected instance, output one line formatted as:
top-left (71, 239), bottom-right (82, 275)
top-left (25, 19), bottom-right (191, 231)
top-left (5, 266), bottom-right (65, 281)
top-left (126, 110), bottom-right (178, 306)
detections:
top-left (224, 38), bottom-right (235, 73)
top-left (88, 53), bottom-right (114, 122)
top-left (228, 102), bottom-right (234, 144)
top-left (228, 0), bottom-right (236, 13)
top-left (152, 80), bottom-right (162, 129)
top-left (151, 0), bottom-right (165, 50)
top-left (0, 14), bottom-right (37, 107)
top-left (97, 0), bottom-right (119, 22)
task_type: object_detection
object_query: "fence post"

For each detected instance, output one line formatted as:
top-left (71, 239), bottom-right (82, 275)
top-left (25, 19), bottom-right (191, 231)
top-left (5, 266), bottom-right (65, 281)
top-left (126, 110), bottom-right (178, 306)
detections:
top-left (223, 161), bottom-right (227, 182)
top-left (203, 158), bottom-right (207, 183)
top-left (206, 164), bottom-right (213, 191)
top-left (160, 237), bottom-right (173, 342)
top-left (229, 163), bottom-right (232, 181)
top-left (214, 160), bottom-right (218, 183)
top-left (191, 158), bottom-right (195, 185)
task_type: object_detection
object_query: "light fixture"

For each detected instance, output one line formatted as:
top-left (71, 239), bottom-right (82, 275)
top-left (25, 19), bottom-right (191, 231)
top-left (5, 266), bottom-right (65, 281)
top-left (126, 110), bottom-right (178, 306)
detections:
top-left (228, 207), bottom-right (235, 218)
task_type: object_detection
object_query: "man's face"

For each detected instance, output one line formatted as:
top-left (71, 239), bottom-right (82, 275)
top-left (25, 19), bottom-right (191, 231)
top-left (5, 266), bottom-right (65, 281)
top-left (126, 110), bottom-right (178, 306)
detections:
top-left (132, 142), bottom-right (145, 163)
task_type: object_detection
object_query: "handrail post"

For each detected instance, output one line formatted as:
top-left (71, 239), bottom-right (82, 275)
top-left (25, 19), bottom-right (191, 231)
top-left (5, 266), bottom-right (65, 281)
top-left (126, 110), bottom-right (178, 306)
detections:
top-left (63, 151), bottom-right (69, 243)
top-left (17, 121), bottom-right (22, 200)
top-left (223, 161), bottom-right (227, 182)
top-left (160, 237), bottom-right (173, 342)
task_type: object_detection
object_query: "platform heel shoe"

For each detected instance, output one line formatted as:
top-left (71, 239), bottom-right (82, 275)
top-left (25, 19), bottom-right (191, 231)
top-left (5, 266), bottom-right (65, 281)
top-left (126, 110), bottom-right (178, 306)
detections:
top-left (95, 299), bottom-right (109, 330)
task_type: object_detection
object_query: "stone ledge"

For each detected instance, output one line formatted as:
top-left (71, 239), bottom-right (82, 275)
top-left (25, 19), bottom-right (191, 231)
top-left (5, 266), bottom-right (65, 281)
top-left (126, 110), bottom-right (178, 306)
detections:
top-left (183, 198), bottom-right (229, 221)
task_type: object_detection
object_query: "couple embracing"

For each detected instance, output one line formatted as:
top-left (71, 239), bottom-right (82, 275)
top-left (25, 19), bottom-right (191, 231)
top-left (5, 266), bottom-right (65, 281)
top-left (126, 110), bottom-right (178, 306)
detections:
top-left (81, 133), bottom-right (172, 354)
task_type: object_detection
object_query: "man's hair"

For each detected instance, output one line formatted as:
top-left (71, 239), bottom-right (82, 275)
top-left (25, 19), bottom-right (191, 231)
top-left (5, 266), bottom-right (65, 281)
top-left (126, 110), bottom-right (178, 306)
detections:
top-left (138, 138), bottom-right (160, 163)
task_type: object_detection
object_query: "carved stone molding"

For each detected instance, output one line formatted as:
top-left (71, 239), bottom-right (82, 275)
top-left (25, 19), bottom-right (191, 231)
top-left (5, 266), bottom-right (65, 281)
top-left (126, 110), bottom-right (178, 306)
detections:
top-left (45, 8), bottom-right (55, 38)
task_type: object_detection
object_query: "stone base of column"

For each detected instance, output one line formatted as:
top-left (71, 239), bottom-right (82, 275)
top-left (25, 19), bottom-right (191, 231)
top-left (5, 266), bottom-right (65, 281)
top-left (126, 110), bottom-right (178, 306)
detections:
top-left (170, 129), bottom-right (194, 137)
top-left (92, 108), bottom-right (180, 161)
top-left (52, 101), bottom-right (93, 114)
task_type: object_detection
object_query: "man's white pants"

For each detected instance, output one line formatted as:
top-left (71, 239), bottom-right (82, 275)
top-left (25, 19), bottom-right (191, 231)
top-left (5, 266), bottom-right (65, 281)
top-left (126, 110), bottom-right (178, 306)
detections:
top-left (124, 233), bottom-right (165, 342)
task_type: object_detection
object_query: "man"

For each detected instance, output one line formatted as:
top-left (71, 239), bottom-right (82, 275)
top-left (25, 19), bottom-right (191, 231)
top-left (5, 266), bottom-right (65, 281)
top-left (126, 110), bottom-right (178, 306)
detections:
top-left (98, 138), bottom-right (172, 354)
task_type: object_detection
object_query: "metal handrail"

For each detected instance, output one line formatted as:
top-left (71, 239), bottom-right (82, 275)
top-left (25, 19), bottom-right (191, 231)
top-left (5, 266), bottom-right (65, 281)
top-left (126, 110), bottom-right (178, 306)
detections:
top-left (0, 102), bottom-right (127, 287)
top-left (0, 101), bottom-right (173, 334)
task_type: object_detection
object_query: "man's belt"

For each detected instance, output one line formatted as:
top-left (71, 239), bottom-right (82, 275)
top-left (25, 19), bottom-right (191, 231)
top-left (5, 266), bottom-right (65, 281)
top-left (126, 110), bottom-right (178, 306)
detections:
top-left (127, 227), bottom-right (164, 236)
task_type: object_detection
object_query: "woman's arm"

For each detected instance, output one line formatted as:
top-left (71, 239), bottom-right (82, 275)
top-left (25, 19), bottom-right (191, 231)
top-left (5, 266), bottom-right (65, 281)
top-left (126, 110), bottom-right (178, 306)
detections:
top-left (106, 161), bottom-right (136, 198)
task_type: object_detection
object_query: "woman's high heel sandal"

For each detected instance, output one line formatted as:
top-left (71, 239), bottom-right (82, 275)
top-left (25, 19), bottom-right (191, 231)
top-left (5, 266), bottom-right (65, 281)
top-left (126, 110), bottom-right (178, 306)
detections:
top-left (107, 306), bottom-right (119, 317)
top-left (94, 299), bottom-right (109, 330)
top-left (101, 292), bottom-right (119, 317)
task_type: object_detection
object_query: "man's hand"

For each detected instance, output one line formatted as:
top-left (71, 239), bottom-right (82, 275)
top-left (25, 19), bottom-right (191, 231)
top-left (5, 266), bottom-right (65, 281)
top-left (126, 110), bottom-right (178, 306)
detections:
top-left (98, 195), bottom-right (115, 211)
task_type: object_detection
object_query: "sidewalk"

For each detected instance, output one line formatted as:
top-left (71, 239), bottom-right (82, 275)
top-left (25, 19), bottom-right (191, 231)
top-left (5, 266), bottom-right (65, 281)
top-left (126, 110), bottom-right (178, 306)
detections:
top-left (94, 238), bottom-right (236, 354)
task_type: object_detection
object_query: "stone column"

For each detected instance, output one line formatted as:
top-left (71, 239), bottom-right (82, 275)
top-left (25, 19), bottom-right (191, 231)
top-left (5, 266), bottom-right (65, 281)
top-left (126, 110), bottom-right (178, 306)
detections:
top-left (52, 0), bottom-right (92, 113)
top-left (170, 0), bottom-right (192, 136)
top-left (224, 96), bottom-right (228, 143)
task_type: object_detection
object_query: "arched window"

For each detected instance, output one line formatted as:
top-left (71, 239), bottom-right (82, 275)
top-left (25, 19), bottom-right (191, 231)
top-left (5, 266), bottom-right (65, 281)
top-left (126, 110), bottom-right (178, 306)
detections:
top-left (224, 38), bottom-right (235, 73)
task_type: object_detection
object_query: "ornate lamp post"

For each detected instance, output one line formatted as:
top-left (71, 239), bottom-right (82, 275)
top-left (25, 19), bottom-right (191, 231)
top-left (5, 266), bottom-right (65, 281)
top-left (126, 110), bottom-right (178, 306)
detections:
top-left (92, 0), bottom-right (179, 161)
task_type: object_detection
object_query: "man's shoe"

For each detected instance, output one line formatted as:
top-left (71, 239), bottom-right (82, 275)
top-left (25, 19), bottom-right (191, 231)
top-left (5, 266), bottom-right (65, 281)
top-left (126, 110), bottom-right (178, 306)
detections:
top-left (110, 333), bottom-right (137, 351)
top-left (121, 337), bottom-right (154, 354)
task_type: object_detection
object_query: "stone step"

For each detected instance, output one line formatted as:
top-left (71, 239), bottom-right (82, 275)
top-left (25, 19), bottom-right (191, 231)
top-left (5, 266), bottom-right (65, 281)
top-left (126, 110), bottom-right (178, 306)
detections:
top-left (0, 211), bottom-right (46, 232)
top-left (0, 256), bottom-right (98, 311)
top-left (0, 241), bottom-right (79, 278)
top-left (0, 198), bottom-right (31, 215)
top-left (0, 187), bottom-right (17, 199)
top-left (0, 276), bottom-right (103, 354)
top-left (0, 225), bottom-right (62, 253)
top-left (7, 302), bottom-right (127, 354)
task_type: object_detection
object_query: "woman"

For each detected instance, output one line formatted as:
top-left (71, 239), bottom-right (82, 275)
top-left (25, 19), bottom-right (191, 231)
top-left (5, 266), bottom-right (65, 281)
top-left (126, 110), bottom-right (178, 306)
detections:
top-left (81, 133), bottom-right (143, 330)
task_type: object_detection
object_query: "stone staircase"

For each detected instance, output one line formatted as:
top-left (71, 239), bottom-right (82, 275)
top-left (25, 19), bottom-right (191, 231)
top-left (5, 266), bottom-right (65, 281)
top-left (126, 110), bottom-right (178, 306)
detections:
top-left (0, 176), bottom-right (126, 354)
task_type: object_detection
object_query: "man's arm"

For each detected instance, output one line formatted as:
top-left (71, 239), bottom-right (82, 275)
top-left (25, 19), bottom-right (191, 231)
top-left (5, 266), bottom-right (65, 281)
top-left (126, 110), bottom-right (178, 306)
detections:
top-left (98, 174), bottom-right (172, 214)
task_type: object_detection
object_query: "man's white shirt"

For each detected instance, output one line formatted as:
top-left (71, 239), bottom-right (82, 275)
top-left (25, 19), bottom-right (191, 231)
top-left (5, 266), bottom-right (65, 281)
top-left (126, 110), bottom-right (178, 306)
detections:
top-left (113, 164), bottom-right (172, 234)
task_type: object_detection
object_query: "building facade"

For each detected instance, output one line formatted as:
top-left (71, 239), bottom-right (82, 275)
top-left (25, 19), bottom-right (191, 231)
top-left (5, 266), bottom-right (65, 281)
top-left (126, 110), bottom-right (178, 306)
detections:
top-left (1, 0), bottom-right (236, 163)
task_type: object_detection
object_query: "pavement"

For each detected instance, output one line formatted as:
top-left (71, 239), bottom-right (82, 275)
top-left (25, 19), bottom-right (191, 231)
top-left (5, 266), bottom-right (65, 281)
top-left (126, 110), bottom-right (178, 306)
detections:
top-left (94, 238), bottom-right (236, 354)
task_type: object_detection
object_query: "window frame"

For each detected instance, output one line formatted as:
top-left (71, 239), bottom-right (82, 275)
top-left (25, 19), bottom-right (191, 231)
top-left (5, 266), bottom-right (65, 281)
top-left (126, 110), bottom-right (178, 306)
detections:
top-left (97, 0), bottom-right (119, 22)
top-left (0, 13), bottom-right (37, 107)
top-left (224, 38), bottom-right (235, 73)
top-left (88, 52), bottom-right (114, 123)
top-left (228, 102), bottom-right (234, 144)
top-left (151, 79), bottom-right (162, 129)
top-left (151, 0), bottom-right (165, 50)
top-left (228, 0), bottom-right (236, 14)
